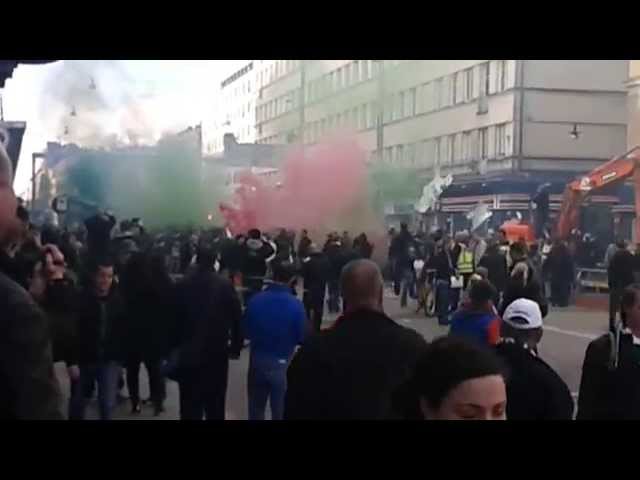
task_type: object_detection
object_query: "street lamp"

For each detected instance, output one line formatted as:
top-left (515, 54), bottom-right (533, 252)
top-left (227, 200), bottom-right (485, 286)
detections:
top-left (373, 60), bottom-right (385, 163)
top-left (569, 123), bottom-right (581, 140)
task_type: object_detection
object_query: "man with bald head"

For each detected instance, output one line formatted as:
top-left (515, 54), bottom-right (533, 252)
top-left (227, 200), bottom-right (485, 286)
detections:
top-left (285, 259), bottom-right (427, 419)
top-left (0, 144), bottom-right (63, 419)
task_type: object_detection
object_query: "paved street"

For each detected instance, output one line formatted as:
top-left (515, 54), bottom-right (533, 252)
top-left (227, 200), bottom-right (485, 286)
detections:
top-left (56, 288), bottom-right (609, 420)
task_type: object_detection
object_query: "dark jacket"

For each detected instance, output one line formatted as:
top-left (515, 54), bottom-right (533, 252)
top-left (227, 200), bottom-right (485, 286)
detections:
top-left (297, 236), bottom-right (312, 260)
top-left (426, 249), bottom-right (454, 281)
top-left (0, 272), bottom-right (63, 419)
top-left (608, 249), bottom-right (635, 291)
top-left (478, 251), bottom-right (508, 292)
top-left (70, 287), bottom-right (128, 365)
top-left (301, 251), bottom-right (331, 295)
top-left (391, 230), bottom-right (415, 269)
top-left (284, 308), bottom-right (427, 419)
top-left (500, 260), bottom-right (548, 318)
top-left (42, 278), bottom-right (78, 364)
top-left (495, 340), bottom-right (574, 420)
top-left (544, 246), bottom-right (575, 286)
top-left (577, 332), bottom-right (640, 419)
top-left (241, 238), bottom-right (275, 279)
top-left (173, 269), bottom-right (242, 372)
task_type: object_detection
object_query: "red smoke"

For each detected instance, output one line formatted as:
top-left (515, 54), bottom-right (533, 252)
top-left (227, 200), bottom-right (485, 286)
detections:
top-left (220, 137), bottom-right (373, 236)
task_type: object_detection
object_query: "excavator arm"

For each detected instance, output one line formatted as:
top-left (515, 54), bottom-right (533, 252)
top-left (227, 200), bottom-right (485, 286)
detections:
top-left (556, 146), bottom-right (640, 239)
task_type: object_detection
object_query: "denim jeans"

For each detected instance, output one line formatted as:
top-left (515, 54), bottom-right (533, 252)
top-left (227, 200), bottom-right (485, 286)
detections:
top-left (247, 352), bottom-right (289, 420)
top-left (435, 280), bottom-right (451, 325)
top-left (69, 361), bottom-right (122, 420)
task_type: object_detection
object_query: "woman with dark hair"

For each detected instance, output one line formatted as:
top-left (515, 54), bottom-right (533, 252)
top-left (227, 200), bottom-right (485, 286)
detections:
top-left (394, 336), bottom-right (507, 420)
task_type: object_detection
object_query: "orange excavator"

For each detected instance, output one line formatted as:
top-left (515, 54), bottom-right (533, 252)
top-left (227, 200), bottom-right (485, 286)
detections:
top-left (501, 146), bottom-right (640, 242)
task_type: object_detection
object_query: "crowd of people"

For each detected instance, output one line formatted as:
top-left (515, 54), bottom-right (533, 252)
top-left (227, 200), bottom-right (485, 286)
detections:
top-left (3, 140), bottom-right (640, 420)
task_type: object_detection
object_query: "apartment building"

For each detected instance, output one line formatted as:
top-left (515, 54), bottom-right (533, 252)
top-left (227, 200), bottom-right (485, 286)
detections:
top-left (629, 60), bottom-right (640, 149)
top-left (254, 60), bottom-right (628, 230)
top-left (206, 62), bottom-right (257, 154)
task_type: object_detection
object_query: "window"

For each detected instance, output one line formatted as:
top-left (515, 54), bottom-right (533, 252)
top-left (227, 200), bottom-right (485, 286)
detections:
top-left (336, 68), bottom-right (343, 90)
top-left (395, 145), bottom-right (404, 164)
top-left (452, 72), bottom-right (459, 104)
top-left (384, 146), bottom-right (393, 164)
top-left (321, 118), bottom-right (327, 134)
top-left (465, 68), bottom-right (474, 101)
top-left (362, 60), bottom-right (370, 81)
top-left (462, 131), bottom-right (472, 161)
top-left (328, 71), bottom-right (335, 93)
top-left (434, 78), bottom-right (443, 109)
top-left (495, 123), bottom-right (507, 156)
top-left (498, 60), bottom-right (508, 92)
top-left (369, 102), bottom-right (378, 128)
top-left (351, 107), bottom-right (358, 128)
top-left (479, 127), bottom-right (488, 159)
top-left (407, 88), bottom-right (416, 117)
top-left (435, 137), bottom-right (443, 166)
top-left (407, 143), bottom-right (415, 165)
top-left (344, 63), bottom-right (351, 87)
top-left (360, 104), bottom-right (367, 129)
top-left (479, 62), bottom-right (490, 96)
top-left (448, 135), bottom-right (456, 164)
top-left (385, 95), bottom-right (394, 123)
top-left (398, 92), bottom-right (405, 119)
top-left (353, 61), bottom-right (360, 84)
top-left (336, 113), bottom-right (342, 127)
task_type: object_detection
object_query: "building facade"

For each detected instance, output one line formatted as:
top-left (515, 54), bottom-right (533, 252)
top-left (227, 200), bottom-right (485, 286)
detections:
top-left (253, 60), bottom-right (628, 231)
top-left (206, 62), bottom-right (257, 154)
top-left (628, 60), bottom-right (640, 149)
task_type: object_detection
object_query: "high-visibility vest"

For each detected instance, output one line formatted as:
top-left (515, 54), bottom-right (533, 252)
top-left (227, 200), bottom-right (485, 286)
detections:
top-left (457, 249), bottom-right (474, 274)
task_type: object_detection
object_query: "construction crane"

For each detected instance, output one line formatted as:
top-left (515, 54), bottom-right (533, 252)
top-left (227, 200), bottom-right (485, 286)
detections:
top-left (500, 147), bottom-right (640, 243)
top-left (556, 146), bottom-right (640, 241)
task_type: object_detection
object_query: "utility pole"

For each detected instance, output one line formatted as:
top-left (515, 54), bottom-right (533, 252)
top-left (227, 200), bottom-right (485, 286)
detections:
top-left (31, 152), bottom-right (45, 208)
top-left (375, 60), bottom-right (385, 162)
top-left (299, 60), bottom-right (306, 149)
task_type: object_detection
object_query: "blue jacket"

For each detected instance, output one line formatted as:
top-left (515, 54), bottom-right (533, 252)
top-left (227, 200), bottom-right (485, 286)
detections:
top-left (243, 284), bottom-right (306, 360)
top-left (449, 304), bottom-right (501, 347)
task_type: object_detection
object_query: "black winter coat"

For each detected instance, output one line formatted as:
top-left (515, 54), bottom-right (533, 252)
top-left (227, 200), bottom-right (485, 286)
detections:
top-left (478, 252), bottom-right (508, 292)
top-left (70, 288), bottom-right (128, 365)
top-left (500, 260), bottom-right (548, 318)
top-left (577, 332), bottom-right (640, 419)
top-left (608, 249), bottom-right (635, 291)
top-left (173, 269), bottom-right (242, 371)
top-left (301, 252), bottom-right (331, 294)
top-left (284, 309), bottom-right (427, 420)
top-left (0, 272), bottom-right (63, 419)
top-left (495, 341), bottom-right (574, 420)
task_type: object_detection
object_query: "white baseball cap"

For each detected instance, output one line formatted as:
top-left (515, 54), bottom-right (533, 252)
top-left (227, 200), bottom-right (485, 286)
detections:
top-left (503, 298), bottom-right (543, 330)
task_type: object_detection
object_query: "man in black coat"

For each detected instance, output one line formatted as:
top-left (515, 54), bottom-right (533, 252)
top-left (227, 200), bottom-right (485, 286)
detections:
top-left (285, 259), bottom-right (427, 419)
top-left (500, 242), bottom-right (548, 319)
top-left (608, 239), bottom-right (635, 331)
top-left (496, 298), bottom-right (573, 420)
top-left (478, 241), bottom-right (508, 298)
top-left (68, 258), bottom-right (127, 420)
top-left (577, 284), bottom-right (640, 419)
top-left (172, 247), bottom-right (243, 420)
top-left (0, 146), bottom-right (63, 420)
top-left (241, 229), bottom-right (275, 306)
top-left (301, 243), bottom-right (331, 332)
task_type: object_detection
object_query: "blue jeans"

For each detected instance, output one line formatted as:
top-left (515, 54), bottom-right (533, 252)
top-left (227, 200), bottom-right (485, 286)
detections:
top-left (247, 352), bottom-right (288, 420)
top-left (69, 361), bottom-right (121, 420)
top-left (435, 280), bottom-right (451, 325)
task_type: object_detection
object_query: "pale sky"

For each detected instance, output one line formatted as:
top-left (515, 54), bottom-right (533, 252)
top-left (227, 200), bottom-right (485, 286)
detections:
top-left (2, 60), bottom-right (248, 196)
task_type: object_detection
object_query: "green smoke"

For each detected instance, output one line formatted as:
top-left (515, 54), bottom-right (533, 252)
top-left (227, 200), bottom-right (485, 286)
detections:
top-left (60, 132), bottom-right (212, 229)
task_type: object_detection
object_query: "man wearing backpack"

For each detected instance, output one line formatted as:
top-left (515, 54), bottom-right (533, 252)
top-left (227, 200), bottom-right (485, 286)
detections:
top-left (577, 283), bottom-right (640, 419)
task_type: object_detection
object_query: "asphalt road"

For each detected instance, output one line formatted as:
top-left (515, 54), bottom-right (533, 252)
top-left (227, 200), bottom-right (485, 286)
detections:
top-left (55, 288), bottom-right (609, 420)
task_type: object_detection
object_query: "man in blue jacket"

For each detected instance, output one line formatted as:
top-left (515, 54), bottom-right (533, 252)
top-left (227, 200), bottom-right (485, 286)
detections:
top-left (243, 261), bottom-right (307, 420)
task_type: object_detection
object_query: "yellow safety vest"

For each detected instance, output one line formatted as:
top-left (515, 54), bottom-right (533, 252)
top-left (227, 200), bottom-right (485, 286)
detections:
top-left (457, 249), bottom-right (474, 274)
